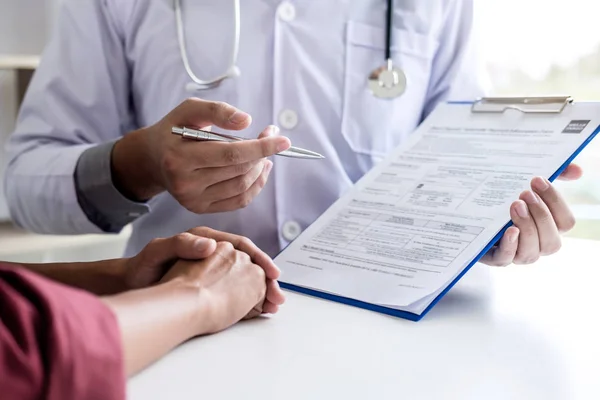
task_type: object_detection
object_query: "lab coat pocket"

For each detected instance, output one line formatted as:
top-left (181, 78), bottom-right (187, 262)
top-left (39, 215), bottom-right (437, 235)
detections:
top-left (342, 21), bottom-right (438, 159)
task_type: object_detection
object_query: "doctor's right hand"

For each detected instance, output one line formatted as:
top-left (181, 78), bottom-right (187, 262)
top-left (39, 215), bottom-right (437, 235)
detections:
top-left (111, 98), bottom-right (291, 213)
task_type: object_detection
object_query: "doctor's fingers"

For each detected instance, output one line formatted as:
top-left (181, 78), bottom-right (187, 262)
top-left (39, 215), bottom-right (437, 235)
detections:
top-left (203, 161), bottom-right (273, 213)
top-left (192, 159), bottom-right (262, 188)
top-left (179, 135), bottom-right (290, 168)
top-left (531, 177), bottom-right (576, 233)
top-left (200, 160), bottom-right (267, 202)
top-left (520, 190), bottom-right (562, 256)
top-left (556, 163), bottom-right (583, 181)
top-left (510, 199), bottom-right (542, 264)
top-left (170, 98), bottom-right (252, 130)
top-left (479, 226), bottom-right (519, 267)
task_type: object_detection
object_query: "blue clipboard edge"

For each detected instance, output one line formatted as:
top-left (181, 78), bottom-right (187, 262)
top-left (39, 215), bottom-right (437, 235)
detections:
top-left (279, 103), bottom-right (600, 322)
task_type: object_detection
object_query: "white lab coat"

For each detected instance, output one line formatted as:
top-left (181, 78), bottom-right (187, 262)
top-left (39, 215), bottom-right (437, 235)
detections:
top-left (5, 0), bottom-right (484, 257)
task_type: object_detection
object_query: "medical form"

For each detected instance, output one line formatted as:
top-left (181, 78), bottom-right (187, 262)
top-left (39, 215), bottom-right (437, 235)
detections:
top-left (274, 98), bottom-right (600, 320)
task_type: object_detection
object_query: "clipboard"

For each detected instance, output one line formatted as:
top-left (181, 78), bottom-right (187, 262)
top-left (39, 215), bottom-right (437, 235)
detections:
top-left (278, 96), bottom-right (600, 321)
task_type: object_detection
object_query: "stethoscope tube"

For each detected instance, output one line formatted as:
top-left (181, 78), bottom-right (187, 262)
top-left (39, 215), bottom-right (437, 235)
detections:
top-left (385, 0), bottom-right (393, 61)
top-left (178, 0), bottom-right (405, 98)
top-left (175, 0), bottom-right (241, 91)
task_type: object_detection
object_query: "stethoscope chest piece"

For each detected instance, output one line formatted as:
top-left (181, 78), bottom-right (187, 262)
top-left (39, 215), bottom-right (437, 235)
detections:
top-left (368, 59), bottom-right (406, 99)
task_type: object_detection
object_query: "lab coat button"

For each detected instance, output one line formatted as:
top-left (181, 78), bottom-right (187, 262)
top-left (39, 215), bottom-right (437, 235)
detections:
top-left (279, 109), bottom-right (299, 130)
top-left (277, 2), bottom-right (296, 22)
top-left (282, 220), bottom-right (302, 241)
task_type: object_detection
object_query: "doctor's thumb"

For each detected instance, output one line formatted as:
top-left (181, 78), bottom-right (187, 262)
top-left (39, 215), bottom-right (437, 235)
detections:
top-left (169, 98), bottom-right (252, 130)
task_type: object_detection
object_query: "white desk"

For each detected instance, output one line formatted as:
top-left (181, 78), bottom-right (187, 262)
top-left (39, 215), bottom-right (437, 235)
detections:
top-left (0, 222), bottom-right (130, 263)
top-left (0, 54), bottom-right (40, 70)
top-left (128, 238), bottom-right (600, 400)
top-left (0, 54), bottom-right (40, 108)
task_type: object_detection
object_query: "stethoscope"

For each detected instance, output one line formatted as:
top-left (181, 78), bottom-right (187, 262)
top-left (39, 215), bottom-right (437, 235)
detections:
top-left (175, 0), bottom-right (241, 91)
top-left (175, 0), bottom-right (406, 99)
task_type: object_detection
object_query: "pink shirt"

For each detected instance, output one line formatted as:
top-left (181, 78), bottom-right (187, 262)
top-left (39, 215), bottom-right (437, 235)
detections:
top-left (0, 264), bottom-right (125, 399)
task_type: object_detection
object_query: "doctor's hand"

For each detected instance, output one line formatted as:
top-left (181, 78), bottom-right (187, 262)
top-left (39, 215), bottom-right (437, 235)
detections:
top-left (480, 164), bottom-right (582, 267)
top-left (112, 98), bottom-right (291, 214)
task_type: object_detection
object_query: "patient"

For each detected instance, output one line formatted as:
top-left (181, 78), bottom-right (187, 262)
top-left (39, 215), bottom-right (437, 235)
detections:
top-left (0, 226), bottom-right (285, 400)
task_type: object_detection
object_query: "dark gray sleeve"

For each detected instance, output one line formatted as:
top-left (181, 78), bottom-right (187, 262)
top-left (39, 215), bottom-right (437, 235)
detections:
top-left (74, 141), bottom-right (150, 233)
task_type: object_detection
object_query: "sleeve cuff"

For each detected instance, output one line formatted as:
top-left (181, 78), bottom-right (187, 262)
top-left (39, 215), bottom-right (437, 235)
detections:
top-left (75, 140), bottom-right (150, 233)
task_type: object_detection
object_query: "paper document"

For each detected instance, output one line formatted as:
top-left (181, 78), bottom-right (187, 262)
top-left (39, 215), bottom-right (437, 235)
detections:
top-left (274, 101), bottom-right (600, 318)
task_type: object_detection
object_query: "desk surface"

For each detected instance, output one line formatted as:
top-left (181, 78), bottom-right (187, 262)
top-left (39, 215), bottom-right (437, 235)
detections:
top-left (128, 238), bottom-right (599, 400)
top-left (0, 222), bottom-right (130, 263)
top-left (0, 54), bottom-right (40, 70)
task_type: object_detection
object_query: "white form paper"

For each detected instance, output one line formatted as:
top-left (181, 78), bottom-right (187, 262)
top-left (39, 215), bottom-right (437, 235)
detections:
top-left (275, 102), bottom-right (600, 315)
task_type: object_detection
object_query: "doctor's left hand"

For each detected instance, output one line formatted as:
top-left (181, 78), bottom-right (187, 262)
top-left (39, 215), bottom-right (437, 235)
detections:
top-left (480, 164), bottom-right (582, 267)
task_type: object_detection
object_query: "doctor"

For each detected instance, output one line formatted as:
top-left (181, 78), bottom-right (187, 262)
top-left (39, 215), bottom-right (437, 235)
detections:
top-left (6, 0), bottom-right (580, 267)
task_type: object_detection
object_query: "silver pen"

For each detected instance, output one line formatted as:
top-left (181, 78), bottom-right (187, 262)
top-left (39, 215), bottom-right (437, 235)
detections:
top-left (171, 126), bottom-right (325, 159)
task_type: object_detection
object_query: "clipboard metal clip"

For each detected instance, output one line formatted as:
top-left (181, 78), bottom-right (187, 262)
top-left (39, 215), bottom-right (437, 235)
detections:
top-left (471, 96), bottom-right (573, 114)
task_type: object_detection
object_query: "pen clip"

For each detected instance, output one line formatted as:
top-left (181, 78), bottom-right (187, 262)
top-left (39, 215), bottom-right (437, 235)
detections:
top-left (172, 126), bottom-right (231, 141)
